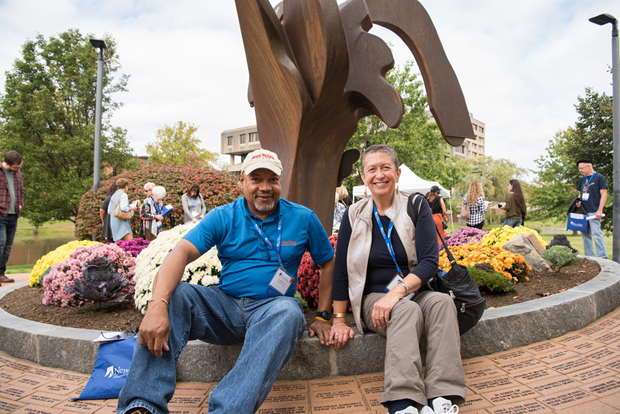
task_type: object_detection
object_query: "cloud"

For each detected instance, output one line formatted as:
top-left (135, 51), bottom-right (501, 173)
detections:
top-left (0, 0), bottom-right (617, 176)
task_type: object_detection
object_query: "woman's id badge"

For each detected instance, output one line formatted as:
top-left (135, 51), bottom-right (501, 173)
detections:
top-left (385, 273), bottom-right (415, 300)
top-left (191, 210), bottom-right (199, 218)
top-left (268, 268), bottom-right (294, 296)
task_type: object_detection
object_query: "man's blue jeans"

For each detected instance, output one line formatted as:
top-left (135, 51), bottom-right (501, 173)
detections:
top-left (582, 213), bottom-right (607, 259)
top-left (117, 284), bottom-right (306, 414)
top-left (0, 214), bottom-right (18, 276)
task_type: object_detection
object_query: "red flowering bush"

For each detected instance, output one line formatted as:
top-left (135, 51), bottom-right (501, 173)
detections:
top-left (296, 234), bottom-right (338, 308)
top-left (75, 164), bottom-right (242, 240)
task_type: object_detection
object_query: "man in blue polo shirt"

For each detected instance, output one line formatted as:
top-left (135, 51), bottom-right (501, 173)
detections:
top-left (577, 158), bottom-right (608, 258)
top-left (118, 149), bottom-right (335, 414)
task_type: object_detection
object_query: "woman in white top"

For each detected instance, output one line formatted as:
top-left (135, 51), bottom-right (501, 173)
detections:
top-left (181, 184), bottom-right (207, 224)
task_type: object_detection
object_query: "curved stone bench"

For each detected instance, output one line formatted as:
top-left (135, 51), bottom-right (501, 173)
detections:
top-left (0, 257), bottom-right (618, 381)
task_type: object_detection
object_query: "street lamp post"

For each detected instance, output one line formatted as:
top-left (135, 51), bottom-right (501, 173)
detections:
top-left (90, 39), bottom-right (106, 242)
top-left (472, 170), bottom-right (483, 186)
top-left (589, 14), bottom-right (619, 263)
top-left (90, 38), bottom-right (106, 195)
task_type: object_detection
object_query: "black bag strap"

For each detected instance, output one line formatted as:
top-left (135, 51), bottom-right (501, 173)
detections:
top-left (435, 223), bottom-right (460, 267)
top-left (406, 192), bottom-right (460, 267)
top-left (406, 192), bottom-right (426, 227)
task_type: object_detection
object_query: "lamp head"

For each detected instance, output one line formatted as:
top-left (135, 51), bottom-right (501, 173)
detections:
top-left (89, 39), bottom-right (107, 50)
top-left (589, 13), bottom-right (617, 26)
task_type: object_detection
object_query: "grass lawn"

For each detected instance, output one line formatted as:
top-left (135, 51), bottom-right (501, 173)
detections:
top-left (6, 264), bottom-right (34, 274)
top-left (16, 219), bottom-right (74, 235)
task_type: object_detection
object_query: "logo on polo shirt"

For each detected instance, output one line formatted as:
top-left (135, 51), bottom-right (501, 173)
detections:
top-left (281, 240), bottom-right (297, 246)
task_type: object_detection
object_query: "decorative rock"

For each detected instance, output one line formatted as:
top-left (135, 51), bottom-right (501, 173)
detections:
top-left (502, 234), bottom-right (551, 272)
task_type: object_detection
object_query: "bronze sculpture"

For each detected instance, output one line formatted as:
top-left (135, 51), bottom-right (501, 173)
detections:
top-left (235, 0), bottom-right (474, 232)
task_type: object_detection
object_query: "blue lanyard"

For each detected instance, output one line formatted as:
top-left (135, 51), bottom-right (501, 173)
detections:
top-left (583, 173), bottom-right (596, 193)
top-left (248, 215), bottom-right (283, 267)
top-left (155, 201), bottom-right (162, 215)
top-left (190, 196), bottom-right (196, 210)
top-left (373, 204), bottom-right (402, 275)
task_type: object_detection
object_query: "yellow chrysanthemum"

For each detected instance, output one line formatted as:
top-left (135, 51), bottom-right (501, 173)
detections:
top-left (29, 240), bottom-right (100, 286)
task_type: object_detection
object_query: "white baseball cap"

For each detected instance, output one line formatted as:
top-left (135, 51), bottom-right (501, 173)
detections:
top-left (242, 149), bottom-right (283, 176)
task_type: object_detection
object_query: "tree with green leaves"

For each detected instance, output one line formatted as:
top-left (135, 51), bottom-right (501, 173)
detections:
top-left (452, 156), bottom-right (528, 202)
top-left (0, 29), bottom-right (136, 228)
top-left (529, 88), bottom-right (613, 232)
top-left (146, 121), bottom-right (218, 167)
top-left (343, 62), bottom-right (468, 192)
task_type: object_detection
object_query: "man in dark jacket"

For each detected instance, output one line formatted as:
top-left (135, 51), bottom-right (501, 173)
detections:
top-left (0, 151), bottom-right (24, 284)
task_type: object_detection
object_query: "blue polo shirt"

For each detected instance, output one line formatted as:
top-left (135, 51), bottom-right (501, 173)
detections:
top-left (183, 197), bottom-right (334, 300)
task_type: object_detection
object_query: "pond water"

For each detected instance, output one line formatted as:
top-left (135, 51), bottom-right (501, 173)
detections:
top-left (7, 235), bottom-right (76, 266)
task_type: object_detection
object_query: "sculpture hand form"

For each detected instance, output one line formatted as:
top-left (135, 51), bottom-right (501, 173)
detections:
top-left (235, 0), bottom-right (474, 232)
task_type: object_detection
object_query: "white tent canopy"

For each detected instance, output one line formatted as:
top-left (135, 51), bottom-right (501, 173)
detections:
top-left (352, 164), bottom-right (450, 200)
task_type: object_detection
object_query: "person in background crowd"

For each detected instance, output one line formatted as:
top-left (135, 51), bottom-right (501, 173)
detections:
top-left (333, 191), bottom-right (346, 229)
top-left (501, 179), bottom-right (526, 227)
top-left (108, 178), bottom-right (140, 241)
top-left (336, 185), bottom-right (353, 207)
top-left (0, 151), bottom-right (24, 285)
top-left (425, 185), bottom-right (447, 243)
top-left (463, 181), bottom-right (486, 229)
top-left (577, 158), bottom-right (608, 258)
top-left (100, 182), bottom-right (117, 243)
top-left (181, 184), bottom-right (207, 224)
top-left (331, 144), bottom-right (465, 414)
top-left (141, 186), bottom-right (167, 241)
top-left (140, 182), bottom-right (156, 238)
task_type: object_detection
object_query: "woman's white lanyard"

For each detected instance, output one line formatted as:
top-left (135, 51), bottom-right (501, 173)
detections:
top-left (373, 204), bottom-right (402, 276)
top-left (248, 215), bottom-right (284, 268)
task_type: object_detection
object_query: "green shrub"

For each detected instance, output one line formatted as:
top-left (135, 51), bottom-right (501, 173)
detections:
top-left (468, 263), bottom-right (516, 293)
top-left (75, 164), bottom-right (242, 240)
top-left (542, 245), bottom-right (579, 269)
top-left (484, 209), bottom-right (503, 225)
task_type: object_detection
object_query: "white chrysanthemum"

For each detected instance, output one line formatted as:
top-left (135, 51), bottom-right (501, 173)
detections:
top-left (133, 222), bottom-right (220, 313)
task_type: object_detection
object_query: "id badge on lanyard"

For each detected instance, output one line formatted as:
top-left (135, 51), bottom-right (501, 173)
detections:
top-left (268, 267), bottom-right (294, 296)
top-left (374, 204), bottom-right (411, 298)
top-left (248, 215), bottom-right (291, 296)
top-left (191, 197), bottom-right (199, 217)
top-left (582, 173), bottom-right (595, 201)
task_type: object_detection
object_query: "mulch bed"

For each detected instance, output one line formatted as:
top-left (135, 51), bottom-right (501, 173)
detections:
top-left (0, 258), bottom-right (601, 331)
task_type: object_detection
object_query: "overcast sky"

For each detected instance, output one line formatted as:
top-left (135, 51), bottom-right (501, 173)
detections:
top-left (0, 0), bottom-right (617, 177)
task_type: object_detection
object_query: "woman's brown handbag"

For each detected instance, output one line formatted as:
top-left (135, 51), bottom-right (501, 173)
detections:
top-left (112, 200), bottom-right (132, 220)
top-left (460, 203), bottom-right (470, 221)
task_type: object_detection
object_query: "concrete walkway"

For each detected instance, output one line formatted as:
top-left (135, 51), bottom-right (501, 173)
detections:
top-left (1, 306), bottom-right (620, 413)
top-left (2, 274), bottom-right (620, 412)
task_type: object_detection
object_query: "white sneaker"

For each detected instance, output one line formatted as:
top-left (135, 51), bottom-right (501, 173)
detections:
top-left (431, 397), bottom-right (459, 414)
top-left (419, 407), bottom-right (434, 414)
top-left (394, 407), bottom-right (420, 414)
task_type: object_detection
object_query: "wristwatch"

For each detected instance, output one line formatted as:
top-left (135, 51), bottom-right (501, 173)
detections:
top-left (315, 311), bottom-right (332, 322)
